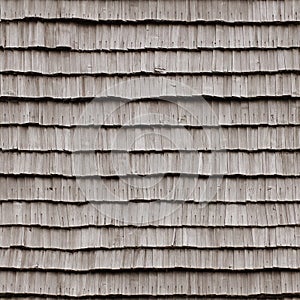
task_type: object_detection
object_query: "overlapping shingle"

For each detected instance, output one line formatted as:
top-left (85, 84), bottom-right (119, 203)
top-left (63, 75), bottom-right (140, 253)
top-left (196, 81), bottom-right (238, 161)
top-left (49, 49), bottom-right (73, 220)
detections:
top-left (1, 0), bottom-right (299, 297)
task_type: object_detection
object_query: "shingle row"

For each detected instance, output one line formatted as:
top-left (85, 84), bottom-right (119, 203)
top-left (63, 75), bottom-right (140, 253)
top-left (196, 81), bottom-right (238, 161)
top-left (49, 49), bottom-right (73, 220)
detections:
top-left (1, 226), bottom-right (299, 249)
top-left (1, 74), bottom-right (299, 98)
top-left (1, 176), bottom-right (299, 202)
top-left (1, 99), bottom-right (300, 126)
top-left (2, 22), bottom-right (299, 50)
top-left (0, 151), bottom-right (299, 176)
top-left (0, 248), bottom-right (299, 271)
top-left (1, 270), bottom-right (300, 297)
top-left (0, 125), bottom-right (299, 151)
top-left (0, 202), bottom-right (298, 227)
top-left (1, 0), bottom-right (299, 22)
top-left (1, 49), bottom-right (299, 74)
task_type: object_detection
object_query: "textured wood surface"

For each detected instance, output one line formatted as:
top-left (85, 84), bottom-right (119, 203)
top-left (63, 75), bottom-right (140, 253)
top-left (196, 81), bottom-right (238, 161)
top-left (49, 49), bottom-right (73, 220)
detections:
top-left (1, 0), bottom-right (300, 298)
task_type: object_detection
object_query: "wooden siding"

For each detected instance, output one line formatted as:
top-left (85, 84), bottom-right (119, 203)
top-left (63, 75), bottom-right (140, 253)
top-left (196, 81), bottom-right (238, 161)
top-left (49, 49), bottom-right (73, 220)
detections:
top-left (1, 0), bottom-right (300, 298)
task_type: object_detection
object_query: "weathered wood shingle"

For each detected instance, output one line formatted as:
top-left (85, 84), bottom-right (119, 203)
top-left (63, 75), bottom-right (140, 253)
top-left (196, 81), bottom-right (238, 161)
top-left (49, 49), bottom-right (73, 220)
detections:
top-left (1, 0), bottom-right (300, 298)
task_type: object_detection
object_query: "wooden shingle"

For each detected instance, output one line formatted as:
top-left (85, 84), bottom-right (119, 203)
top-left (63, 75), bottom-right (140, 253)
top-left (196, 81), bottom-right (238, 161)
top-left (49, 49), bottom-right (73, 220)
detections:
top-left (1, 0), bottom-right (299, 297)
